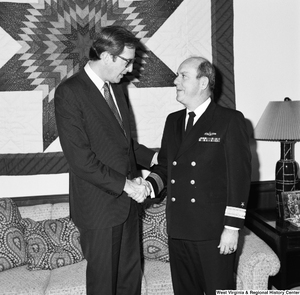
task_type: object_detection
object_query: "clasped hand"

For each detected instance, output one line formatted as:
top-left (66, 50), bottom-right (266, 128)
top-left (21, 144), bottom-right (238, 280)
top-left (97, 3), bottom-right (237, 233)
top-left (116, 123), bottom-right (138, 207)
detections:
top-left (124, 177), bottom-right (152, 203)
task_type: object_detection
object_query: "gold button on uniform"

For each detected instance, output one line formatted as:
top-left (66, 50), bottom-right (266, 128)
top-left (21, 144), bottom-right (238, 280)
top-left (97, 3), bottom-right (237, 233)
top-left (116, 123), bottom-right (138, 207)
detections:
top-left (190, 180), bottom-right (195, 185)
top-left (191, 198), bottom-right (196, 203)
top-left (171, 179), bottom-right (175, 184)
top-left (171, 197), bottom-right (176, 202)
top-left (191, 161), bottom-right (196, 166)
top-left (173, 161), bottom-right (177, 166)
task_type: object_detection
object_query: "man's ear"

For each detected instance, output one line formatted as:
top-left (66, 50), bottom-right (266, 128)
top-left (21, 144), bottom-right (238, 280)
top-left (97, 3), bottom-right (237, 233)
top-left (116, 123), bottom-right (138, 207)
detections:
top-left (200, 76), bottom-right (209, 90)
top-left (100, 51), bottom-right (112, 64)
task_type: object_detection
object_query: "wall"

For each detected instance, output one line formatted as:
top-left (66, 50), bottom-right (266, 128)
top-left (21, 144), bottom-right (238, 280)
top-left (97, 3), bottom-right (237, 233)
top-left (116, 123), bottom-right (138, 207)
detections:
top-left (0, 0), bottom-right (300, 196)
top-left (234, 0), bottom-right (300, 181)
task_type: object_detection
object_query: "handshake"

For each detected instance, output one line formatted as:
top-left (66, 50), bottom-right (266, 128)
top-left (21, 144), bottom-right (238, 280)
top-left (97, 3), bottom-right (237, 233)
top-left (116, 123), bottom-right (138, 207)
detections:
top-left (124, 177), bottom-right (152, 203)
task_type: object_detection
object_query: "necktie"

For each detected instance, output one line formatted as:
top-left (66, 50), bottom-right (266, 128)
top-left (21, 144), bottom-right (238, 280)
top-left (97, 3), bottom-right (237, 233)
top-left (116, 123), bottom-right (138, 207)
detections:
top-left (185, 111), bottom-right (196, 135)
top-left (103, 83), bottom-right (126, 136)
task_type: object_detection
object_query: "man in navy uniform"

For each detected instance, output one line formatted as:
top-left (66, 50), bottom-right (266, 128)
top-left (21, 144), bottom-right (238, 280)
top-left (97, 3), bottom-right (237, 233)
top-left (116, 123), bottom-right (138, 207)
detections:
top-left (144, 57), bottom-right (251, 295)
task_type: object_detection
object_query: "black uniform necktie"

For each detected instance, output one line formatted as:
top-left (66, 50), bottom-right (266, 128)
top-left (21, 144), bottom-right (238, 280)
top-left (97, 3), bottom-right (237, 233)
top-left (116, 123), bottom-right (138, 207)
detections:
top-left (185, 111), bottom-right (196, 135)
top-left (102, 83), bottom-right (126, 136)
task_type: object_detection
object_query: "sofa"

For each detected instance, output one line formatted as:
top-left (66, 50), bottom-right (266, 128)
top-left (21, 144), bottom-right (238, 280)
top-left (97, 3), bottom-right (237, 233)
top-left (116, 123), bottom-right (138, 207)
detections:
top-left (0, 194), bottom-right (280, 295)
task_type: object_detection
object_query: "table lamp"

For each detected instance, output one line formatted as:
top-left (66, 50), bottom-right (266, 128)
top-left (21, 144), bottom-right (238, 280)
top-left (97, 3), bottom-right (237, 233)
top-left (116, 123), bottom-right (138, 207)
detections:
top-left (254, 97), bottom-right (300, 218)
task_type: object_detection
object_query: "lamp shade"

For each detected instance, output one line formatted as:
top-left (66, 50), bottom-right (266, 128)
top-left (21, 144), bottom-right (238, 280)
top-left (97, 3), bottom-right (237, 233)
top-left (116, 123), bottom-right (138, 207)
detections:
top-left (254, 98), bottom-right (300, 141)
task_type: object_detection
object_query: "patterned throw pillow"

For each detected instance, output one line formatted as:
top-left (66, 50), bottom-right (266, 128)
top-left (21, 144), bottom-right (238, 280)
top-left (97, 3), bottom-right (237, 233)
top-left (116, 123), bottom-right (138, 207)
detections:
top-left (0, 198), bottom-right (27, 272)
top-left (140, 196), bottom-right (169, 262)
top-left (22, 217), bottom-right (83, 270)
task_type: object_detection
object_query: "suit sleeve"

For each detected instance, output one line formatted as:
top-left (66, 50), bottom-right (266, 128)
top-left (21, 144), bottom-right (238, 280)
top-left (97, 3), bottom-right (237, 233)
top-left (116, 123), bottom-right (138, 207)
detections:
top-left (132, 139), bottom-right (156, 169)
top-left (55, 83), bottom-right (125, 196)
top-left (224, 112), bottom-right (252, 229)
top-left (146, 117), bottom-right (169, 195)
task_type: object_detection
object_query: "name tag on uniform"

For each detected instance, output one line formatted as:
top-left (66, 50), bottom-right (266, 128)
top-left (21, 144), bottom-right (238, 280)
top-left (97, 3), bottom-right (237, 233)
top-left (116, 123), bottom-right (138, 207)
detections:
top-left (199, 137), bottom-right (220, 142)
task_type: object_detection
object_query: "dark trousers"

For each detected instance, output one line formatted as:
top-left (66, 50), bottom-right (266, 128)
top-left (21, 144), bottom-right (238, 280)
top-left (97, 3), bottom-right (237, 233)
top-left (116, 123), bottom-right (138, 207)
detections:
top-left (78, 202), bottom-right (142, 295)
top-left (168, 237), bottom-right (235, 295)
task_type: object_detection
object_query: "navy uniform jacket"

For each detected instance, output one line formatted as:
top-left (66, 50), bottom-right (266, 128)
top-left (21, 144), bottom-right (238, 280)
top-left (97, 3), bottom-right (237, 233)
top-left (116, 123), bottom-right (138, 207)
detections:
top-left (55, 69), bottom-right (155, 230)
top-left (148, 100), bottom-right (251, 241)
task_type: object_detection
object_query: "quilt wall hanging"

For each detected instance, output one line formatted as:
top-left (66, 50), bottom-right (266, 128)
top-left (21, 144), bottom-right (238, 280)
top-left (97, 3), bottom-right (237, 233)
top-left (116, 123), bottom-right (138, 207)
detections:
top-left (0, 0), bottom-right (235, 196)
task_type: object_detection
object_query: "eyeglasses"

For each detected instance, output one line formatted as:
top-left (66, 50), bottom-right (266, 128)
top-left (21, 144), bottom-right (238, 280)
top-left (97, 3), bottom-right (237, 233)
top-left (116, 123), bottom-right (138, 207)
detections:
top-left (116, 55), bottom-right (135, 68)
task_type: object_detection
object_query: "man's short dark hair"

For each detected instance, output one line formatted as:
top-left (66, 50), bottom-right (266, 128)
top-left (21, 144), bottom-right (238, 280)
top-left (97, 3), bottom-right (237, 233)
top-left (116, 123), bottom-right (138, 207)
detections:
top-left (89, 26), bottom-right (140, 60)
top-left (196, 60), bottom-right (215, 91)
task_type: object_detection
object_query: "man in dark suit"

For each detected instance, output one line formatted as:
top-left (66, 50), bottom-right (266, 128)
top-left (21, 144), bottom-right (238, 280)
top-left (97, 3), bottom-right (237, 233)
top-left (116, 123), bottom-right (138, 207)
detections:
top-left (55, 26), bottom-right (156, 295)
top-left (143, 57), bottom-right (251, 295)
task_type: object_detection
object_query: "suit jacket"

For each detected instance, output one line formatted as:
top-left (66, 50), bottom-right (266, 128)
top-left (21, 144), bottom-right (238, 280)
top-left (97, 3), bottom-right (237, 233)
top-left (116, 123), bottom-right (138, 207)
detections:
top-left (55, 69), bottom-right (154, 230)
top-left (148, 100), bottom-right (251, 241)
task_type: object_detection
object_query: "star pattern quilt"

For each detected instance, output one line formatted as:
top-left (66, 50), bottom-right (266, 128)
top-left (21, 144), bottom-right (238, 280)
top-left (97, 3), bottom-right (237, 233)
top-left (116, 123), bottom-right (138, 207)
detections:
top-left (0, 0), bottom-right (235, 193)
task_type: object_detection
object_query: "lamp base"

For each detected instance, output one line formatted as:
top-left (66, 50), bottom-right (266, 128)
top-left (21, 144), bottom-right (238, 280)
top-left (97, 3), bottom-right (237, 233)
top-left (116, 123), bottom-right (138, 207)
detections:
top-left (275, 141), bottom-right (300, 219)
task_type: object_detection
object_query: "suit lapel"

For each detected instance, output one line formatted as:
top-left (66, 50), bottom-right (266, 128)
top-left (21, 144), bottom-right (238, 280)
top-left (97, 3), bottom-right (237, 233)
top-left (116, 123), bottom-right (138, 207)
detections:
top-left (111, 84), bottom-right (131, 141)
top-left (79, 71), bottom-right (129, 141)
top-left (79, 70), bottom-right (111, 118)
top-left (174, 110), bottom-right (186, 148)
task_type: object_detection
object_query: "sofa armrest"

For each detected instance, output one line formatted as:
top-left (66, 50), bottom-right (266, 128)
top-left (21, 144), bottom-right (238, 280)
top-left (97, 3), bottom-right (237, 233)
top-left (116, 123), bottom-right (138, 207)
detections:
top-left (235, 227), bottom-right (280, 290)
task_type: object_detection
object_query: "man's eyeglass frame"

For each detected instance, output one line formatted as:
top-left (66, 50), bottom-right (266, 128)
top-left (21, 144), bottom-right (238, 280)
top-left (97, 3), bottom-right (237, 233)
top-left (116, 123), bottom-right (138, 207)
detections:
top-left (116, 55), bottom-right (135, 68)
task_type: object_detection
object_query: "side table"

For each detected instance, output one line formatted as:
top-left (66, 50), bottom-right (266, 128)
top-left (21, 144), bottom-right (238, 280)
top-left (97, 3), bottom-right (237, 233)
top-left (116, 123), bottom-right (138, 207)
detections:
top-left (245, 209), bottom-right (300, 289)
